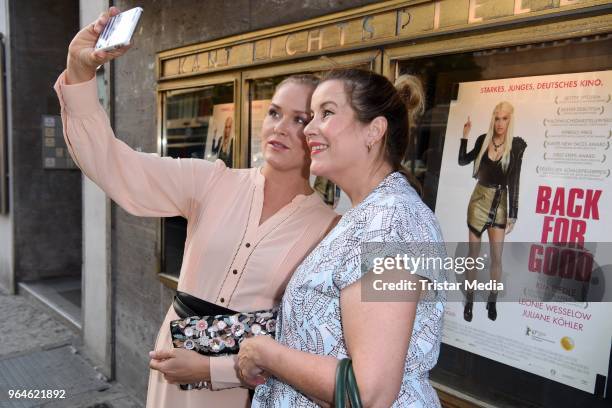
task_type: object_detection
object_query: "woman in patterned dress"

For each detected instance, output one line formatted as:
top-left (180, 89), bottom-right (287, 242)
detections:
top-left (238, 69), bottom-right (447, 408)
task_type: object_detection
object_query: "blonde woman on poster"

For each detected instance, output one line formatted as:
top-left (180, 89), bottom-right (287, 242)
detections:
top-left (211, 116), bottom-right (233, 167)
top-left (458, 101), bottom-right (527, 322)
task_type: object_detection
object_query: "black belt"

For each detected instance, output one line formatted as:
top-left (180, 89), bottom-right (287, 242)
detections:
top-left (173, 291), bottom-right (237, 318)
top-left (477, 180), bottom-right (506, 190)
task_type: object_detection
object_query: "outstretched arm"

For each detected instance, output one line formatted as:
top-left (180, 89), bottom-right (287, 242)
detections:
top-left (55, 8), bottom-right (222, 219)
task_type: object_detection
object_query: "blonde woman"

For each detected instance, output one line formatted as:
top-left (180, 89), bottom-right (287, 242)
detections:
top-left (459, 101), bottom-right (527, 322)
top-left (212, 116), bottom-right (234, 167)
top-left (55, 7), bottom-right (337, 407)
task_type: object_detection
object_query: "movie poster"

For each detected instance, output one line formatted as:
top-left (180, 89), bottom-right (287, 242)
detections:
top-left (435, 70), bottom-right (612, 393)
top-left (205, 103), bottom-right (235, 167)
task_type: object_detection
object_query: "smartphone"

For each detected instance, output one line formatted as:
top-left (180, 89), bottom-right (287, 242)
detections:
top-left (95, 7), bottom-right (143, 52)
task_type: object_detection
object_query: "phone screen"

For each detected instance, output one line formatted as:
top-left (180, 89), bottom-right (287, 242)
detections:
top-left (95, 7), bottom-right (143, 51)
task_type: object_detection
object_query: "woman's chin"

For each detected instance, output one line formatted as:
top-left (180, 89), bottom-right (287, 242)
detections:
top-left (309, 161), bottom-right (329, 178)
top-left (263, 150), bottom-right (280, 163)
top-left (265, 155), bottom-right (304, 172)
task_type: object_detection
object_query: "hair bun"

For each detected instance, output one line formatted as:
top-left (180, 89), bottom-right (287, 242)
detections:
top-left (394, 74), bottom-right (425, 125)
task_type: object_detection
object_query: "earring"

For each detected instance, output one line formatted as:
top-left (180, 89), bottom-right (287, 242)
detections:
top-left (367, 143), bottom-right (372, 153)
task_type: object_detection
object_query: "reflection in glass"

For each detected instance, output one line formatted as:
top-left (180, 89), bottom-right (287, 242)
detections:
top-left (162, 83), bottom-right (234, 278)
top-left (164, 84), bottom-right (234, 166)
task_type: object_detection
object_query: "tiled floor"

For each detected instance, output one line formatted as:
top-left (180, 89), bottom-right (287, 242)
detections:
top-left (0, 286), bottom-right (143, 407)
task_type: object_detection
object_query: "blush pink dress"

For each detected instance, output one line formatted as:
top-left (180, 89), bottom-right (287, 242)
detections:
top-left (54, 71), bottom-right (337, 408)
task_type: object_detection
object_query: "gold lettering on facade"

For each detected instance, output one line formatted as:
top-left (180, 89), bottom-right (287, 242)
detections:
top-left (254, 39), bottom-right (272, 60)
top-left (307, 30), bottom-right (323, 52)
top-left (396, 9), bottom-right (411, 35)
top-left (160, 0), bottom-right (598, 79)
top-left (191, 54), bottom-right (200, 72)
top-left (468, 0), bottom-right (483, 23)
top-left (224, 47), bottom-right (232, 65)
top-left (336, 22), bottom-right (348, 46)
top-left (208, 50), bottom-right (218, 68)
top-left (362, 16), bottom-right (375, 40)
top-left (514, 0), bottom-right (531, 14)
top-left (178, 56), bottom-right (188, 74)
top-left (285, 34), bottom-right (297, 55)
top-left (433, 1), bottom-right (441, 30)
top-left (269, 37), bottom-right (286, 58)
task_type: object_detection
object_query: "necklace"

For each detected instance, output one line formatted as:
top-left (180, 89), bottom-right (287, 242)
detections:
top-left (492, 137), bottom-right (504, 152)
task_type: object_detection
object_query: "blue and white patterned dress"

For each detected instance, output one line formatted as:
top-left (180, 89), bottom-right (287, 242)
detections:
top-left (252, 172), bottom-right (447, 408)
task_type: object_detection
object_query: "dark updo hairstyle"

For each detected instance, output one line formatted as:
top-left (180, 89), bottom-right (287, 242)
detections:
top-left (321, 69), bottom-right (425, 191)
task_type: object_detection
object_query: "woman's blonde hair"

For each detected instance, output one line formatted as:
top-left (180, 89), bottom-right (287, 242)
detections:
top-left (275, 74), bottom-right (320, 92)
top-left (474, 101), bottom-right (514, 175)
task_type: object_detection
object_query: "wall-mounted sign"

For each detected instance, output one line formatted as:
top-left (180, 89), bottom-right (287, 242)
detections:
top-left (157, 0), bottom-right (607, 79)
top-left (41, 115), bottom-right (77, 170)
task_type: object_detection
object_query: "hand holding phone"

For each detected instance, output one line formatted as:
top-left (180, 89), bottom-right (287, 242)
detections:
top-left (66, 7), bottom-right (141, 84)
top-left (95, 7), bottom-right (143, 52)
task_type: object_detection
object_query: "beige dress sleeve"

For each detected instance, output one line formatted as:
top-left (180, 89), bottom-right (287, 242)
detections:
top-left (55, 70), bottom-right (253, 394)
top-left (53, 70), bottom-right (223, 220)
